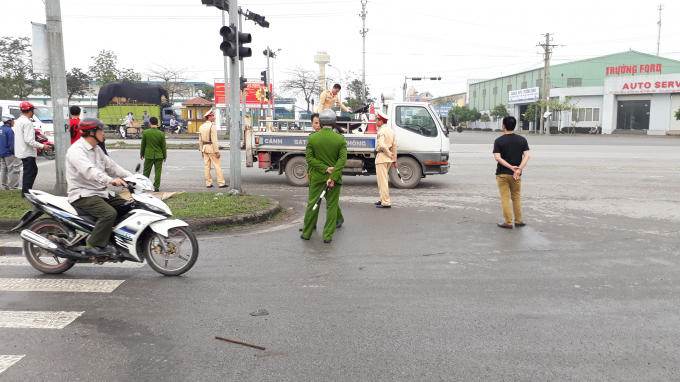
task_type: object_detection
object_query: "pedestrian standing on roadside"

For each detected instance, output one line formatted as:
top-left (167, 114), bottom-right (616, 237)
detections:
top-left (142, 110), bottom-right (150, 129)
top-left (374, 111), bottom-right (397, 209)
top-left (140, 117), bottom-right (166, 192)
top-left (493, 116), bottom-right (530, 229)
top-left (69, 106), bottom-right (82, 144)
top-left (14, 101), bottom-right (52, 197)
top-left (0, 116), bottom-right (21, 190)
top-left (300, 113), bottom-right (344, 232)
top-left (300, 109), bottom-right (347, 243)
top-left (198, 110), bottom-right (227, 188)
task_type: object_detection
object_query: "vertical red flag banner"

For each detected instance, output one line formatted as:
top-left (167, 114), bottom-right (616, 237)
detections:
top-left (214, 78), bottom-right (226, 108)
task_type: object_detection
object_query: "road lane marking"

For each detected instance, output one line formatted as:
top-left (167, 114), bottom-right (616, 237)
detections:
top-left (37, 161), bottom-right (54, 167)
top-left (0, 311), bottom-right (83, 329)
top-left (0, 256), bottom-right (145, 268)
top-left (0, 355), bottom-right (25, 374)
top-left (0, 278), bottom-right (124, 293)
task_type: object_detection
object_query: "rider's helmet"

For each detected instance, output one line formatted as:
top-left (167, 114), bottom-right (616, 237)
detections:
top-left (19, 101), bottom-right (35, 111)
top-left (79, 118), bottom-right (105, 135)
top-left (319, 109), bottom-right (336, 126)
top-left (1, 115), bottom-right (14, 123)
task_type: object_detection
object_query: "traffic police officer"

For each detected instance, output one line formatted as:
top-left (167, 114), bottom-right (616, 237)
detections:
top-left (375, 111), bottom-right (397, 208)
top-left (301, 110), bottom-right (347, 243)
top-left (198, 110), bottom-right (227, 188)
top-left (315, 84), bottom-right (352, 114)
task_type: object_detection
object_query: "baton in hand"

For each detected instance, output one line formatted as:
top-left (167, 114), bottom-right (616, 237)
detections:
top-left (396, 168), bottom-right (404, 183)
top-left (312, 184), bottom-right (330, 211)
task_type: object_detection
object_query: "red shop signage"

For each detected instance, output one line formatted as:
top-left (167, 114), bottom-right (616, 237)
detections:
top-left (606, 64), bottom-right (662, 75)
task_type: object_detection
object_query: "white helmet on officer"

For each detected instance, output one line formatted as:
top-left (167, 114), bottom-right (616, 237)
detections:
top-left (319, 109), bottom-right (336, 126)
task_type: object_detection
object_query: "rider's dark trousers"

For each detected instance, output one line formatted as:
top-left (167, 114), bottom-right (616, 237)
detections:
top-left (71, 195), bottom-right (128, 248)
top-left (21, 157), bottom-right (37, 198)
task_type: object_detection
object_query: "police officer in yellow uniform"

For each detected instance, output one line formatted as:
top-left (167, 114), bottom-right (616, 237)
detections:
top-left (198, 110), bottom-right (227, 188)
top-left (315, 84), bottom-right (352, 114)
top-left (375, 111), bottom-right (397, 208)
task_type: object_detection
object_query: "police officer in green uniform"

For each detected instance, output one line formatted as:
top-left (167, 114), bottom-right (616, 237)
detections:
top-left (300, 110), bottom-right (347, 243)
top-left (140, 116), bottom-right (167, 192)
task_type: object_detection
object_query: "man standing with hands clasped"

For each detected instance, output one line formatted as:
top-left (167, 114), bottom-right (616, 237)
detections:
top-left (493, 116), bottom-right (530, 229)
top-left (374, 111), bottom-right (397, 208)
top-left (140, 117), bottom-right (166, 192)
top-left (301, 110), bottom-right (347, 243)
top-left (14, 101), bottom-right (52, 197)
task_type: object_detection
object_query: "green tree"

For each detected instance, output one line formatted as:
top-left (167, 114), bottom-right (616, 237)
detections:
top-left (524, 102), bottom-right (539, 124)
top-left (342, 71), bottom-right (375, 111)
top-left (197, 85), bottom-right (215, 101)
top-left (89, 50), bottom-right (140, 86)
top-left (470, 107), bottom-right (481, 128)
top-left (37, 68), bottom-right (92, 101)
top-left (536, 98), bottom-right (578, 133)
top-left (480, 113), bottom-right (490, 122)
top-left (674, 107), bottom-right (680, 121)
top-left (0, 36), bottom-right (35, 100)
top-left (489, 104), bottom-right (510, 129)
top-left (449, 105), bottom-right (471, 127)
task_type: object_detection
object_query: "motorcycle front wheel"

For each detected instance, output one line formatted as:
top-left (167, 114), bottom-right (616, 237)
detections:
top-left (23, 219), bottom-right (75, 274)
top-left (143, 226), bottom-right (199, 276)
top-left (42, 149), bottom-right (56, 160)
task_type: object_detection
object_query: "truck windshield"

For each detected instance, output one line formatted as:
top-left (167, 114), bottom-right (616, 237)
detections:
top-left (33, 106), bottom-right (53, 122)
top-left (427, 104), bottom-right (448, 137)
top-left (395, 106), bottom-right (438, 137)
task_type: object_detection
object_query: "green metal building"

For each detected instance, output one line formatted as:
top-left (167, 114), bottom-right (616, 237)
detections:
top-left (467, 51), bottom-right (680, 134)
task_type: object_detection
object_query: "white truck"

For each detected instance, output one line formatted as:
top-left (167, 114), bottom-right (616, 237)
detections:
top-left (0, 100), bottom-right (54, 136)
top-left (245, 100), bottom-right (450, 189)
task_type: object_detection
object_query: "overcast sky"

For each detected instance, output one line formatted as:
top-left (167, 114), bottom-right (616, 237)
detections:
top-left (4, 0), bottom-right (680, 102)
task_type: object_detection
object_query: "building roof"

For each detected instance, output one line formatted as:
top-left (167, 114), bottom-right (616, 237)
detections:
top-left (182, 97), bottom-right (214, 106)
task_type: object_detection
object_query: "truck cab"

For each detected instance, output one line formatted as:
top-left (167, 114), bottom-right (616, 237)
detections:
top-left (0, 100), bottom-right (54, 136)
top-left (161, 107), bottom-right (187, 129)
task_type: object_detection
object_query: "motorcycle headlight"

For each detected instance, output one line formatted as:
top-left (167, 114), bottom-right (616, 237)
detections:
top-left (142, 202), bottom-right (170, 216)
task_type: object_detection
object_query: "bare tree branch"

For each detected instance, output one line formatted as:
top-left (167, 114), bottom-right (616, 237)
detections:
top-left (280, 65), bottom-right (318, 112)
top-left (146, 63), bottom-right (196, 104)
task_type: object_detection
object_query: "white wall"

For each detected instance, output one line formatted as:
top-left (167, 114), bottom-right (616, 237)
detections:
top-left (649, 93), bottom-right (671, 135)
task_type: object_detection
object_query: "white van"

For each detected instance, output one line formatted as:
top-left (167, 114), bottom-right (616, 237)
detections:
top-left (0, 100), bottom-right (54, 136)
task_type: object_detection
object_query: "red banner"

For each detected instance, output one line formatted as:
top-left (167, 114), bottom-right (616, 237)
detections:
top-left (214, 78), bottom-right (273, 109)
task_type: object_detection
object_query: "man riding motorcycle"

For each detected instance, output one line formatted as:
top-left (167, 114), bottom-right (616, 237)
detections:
top-left (65, 118), bottom-right (132, 257)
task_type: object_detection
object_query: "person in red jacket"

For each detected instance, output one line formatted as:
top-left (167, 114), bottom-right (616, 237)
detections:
top-left (69, 106), bottom-right (82, 144)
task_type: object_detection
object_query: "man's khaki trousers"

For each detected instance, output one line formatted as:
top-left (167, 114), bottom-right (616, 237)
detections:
top-left (204, 153), bottom-right (226, 187)
top-left (376, 162), bottom-right (392, 206)
top-left (496, 174), bottom-right (522, 225)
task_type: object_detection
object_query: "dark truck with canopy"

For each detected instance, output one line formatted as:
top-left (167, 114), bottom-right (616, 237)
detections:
top-left (97, 82), bottom-right (187, 137)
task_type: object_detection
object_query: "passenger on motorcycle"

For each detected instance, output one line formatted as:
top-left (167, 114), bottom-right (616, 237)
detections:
top-left (169, 116), bottom-right (178, 134)
top-left (65, 118), bottom-right (133, 257)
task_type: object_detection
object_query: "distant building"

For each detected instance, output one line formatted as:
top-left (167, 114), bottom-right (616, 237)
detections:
top-left (405, 86), bottom-right (433, 102)
top-left (430, 93), bottom-right (466, 107)
top-left (467, 51), bottom-right (680, 134)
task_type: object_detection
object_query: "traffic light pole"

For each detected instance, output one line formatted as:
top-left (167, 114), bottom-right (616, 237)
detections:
top-left (239, 8), bottom-right (246, 130)
top-left (267, 47), bottom-right (272, 114)
top-left (221, 2), bottom-right (230, 131)
top-left (45, 0), bottom-right (70, 196)
top-left (228, 0), bottom-right (242, 193)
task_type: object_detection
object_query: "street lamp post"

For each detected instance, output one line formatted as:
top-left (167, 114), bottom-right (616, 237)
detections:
top-left (327, 64), bottom-right (342, 91)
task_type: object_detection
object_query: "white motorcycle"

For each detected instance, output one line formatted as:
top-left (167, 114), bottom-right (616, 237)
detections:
top-left (12, 166), bottom-right (198, 276)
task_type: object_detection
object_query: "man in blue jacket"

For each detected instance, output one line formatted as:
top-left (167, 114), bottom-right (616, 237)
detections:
top-left (0, 116), bottom-right (21, 190)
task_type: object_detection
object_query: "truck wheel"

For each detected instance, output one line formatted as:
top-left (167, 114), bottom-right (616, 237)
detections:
top-left (389, 157), bottom-right (422, 189)
top-left (284, 156), bottom-right (309, 187)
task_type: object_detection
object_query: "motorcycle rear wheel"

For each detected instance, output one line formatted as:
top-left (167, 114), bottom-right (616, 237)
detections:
top-left (23, 219), bottom-right (75, 274)
top-left (143, 226), bottom-right (199, 276)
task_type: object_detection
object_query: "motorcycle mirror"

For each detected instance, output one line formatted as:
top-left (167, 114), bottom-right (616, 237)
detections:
top-left (135, 163), bottom-right (141, 173)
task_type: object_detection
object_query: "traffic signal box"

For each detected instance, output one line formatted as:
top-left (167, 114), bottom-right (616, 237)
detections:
top-left (219, 26), bottom-right (252, 59)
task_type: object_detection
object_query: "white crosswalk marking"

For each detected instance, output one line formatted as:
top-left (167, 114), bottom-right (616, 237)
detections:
top-left (0, 256), bottom-right (145, 268)
top-left (0, 311), bottom-right (83, 329)
top-left (0, 278), bottom-right (125, 293)
top-left (0, 355), bottom-right (25, 374)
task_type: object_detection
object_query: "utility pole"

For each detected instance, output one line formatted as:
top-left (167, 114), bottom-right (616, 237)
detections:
top-left (267, 47), bottom-right (273, 114)
top-left (45, 0), bottom-right (69, 196)
top-left (359, 0), bottom-right (369, 103)
top-left (537, 33), bottom-right (557, 135)
top-left (221, 1), bottom-right (230, 131)
top-left (228, 0), bottom-right (242, 193)
top-left (657, 4), bottom-right (664, 56)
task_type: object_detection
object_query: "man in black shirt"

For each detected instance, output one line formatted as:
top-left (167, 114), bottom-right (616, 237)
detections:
top-left (493, 116), bottom-right (531, 229)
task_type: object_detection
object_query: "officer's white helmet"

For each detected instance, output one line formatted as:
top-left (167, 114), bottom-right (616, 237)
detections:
top-left (319, 109), bottom-right (336, 126)
top-left (1, 115), bottom-right (14, 123)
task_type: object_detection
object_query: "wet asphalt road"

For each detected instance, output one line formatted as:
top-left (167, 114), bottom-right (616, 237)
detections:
top-left (1, 132), bottom-right (680, 381)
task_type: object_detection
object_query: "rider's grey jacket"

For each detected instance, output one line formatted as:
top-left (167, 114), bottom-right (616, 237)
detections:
top-left (65, 138), bottom-right (132, 203)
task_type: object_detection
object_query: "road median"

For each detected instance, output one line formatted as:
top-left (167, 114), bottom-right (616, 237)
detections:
top-left (0, 190), bottom-right (279, 232)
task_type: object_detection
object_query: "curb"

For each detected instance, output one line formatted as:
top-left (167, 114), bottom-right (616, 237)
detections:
top-left (184, 200), bottom-right (281, 231)
top-left (0, 201), bottom-right (281, 233)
